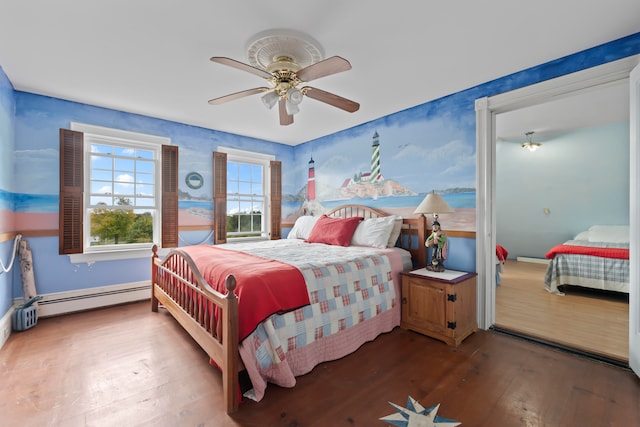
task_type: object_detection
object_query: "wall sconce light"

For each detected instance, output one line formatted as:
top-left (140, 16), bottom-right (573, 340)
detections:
top-left (521, 131), bottom-right (541, 151)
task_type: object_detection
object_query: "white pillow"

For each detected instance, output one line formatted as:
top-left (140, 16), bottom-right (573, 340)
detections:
top-left (573, 230), bottom-right (590, 241)
top-left (386, 216), bottom-right (403, 247)
top-left (287, 215), bottom-right (320, 240)
top-left (587, 225), bottom-right (629, 243)
top-left (351, 215), bottom-right (397, 248)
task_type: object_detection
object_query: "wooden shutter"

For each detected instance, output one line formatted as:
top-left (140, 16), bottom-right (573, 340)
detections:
top-left (213, 151), bottom-right (227, 245)
top-left (161, 145), bottom-right (179, 248)
top-left (270, 160), bottom-right (282, 240)
top-left (59, 129), bottom-right (84, 254)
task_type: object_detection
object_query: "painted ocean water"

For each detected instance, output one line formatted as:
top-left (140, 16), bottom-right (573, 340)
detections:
top-left (5, 191), bottom-right (58, 213)
top-left (284, 192), bottom-right (475, 218)
top-left (7, 191), bottom-right (475, 215)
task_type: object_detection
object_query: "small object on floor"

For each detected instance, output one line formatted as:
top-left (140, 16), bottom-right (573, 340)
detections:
top-left (380, 395), bottom-right (460, 426)
top-left (12, 295), bottom-right (43, 331)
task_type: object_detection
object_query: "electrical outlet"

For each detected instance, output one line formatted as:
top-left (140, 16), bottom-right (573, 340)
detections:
top-left (3, 326), bottom-right (9, 339)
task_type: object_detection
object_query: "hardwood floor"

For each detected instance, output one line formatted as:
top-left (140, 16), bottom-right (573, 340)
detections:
top-left (495, 259), bottom-right (629, 363)
top-left (1, 301), bottom-right (638, 426)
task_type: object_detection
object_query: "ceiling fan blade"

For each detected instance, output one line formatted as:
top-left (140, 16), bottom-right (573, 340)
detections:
top-left (303, 87), bottom-right (360, 113)
top-left (279, 98), bottom-right (294, 126)
top-left (208, 87), bottom-right (269, 105)
top-left (296, 56), bottom-right (352, 82)
top-left (210, 57), bottom-right (273, 79)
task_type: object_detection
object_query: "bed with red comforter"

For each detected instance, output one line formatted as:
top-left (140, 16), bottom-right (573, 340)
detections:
top-left (544, 239), bottom-right (629, 295)
top-left (150, 204), bottom-right (425, 413)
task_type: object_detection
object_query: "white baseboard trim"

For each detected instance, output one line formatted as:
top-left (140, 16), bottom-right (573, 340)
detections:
top-left (516, 256), bottom-right (550, 265)
top-left (13, 281), bottom-right (151, 319)
top-left (0, 305), bottom-right (14, 350)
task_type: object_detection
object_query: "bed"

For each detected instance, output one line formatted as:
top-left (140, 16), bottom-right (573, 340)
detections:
top-left (151, 204), bottom-right (426, 413)
top-left (543, 225), bottom-right (629, 295)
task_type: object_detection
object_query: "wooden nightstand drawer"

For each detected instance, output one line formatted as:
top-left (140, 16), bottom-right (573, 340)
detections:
top-left (400, 269), bottom-right (477, 346)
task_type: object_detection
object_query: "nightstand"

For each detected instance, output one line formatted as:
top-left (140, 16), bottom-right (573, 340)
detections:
top-left (400, 268), bottom-right (477, 346)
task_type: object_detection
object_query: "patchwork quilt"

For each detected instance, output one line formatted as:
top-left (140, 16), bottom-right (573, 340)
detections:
top-left (217, 239), bottom-right (404, 401)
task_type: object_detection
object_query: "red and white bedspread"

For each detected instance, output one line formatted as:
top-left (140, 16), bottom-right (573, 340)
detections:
top-left (544, 240), bottom-right (629, 295)
top-left (212, 239), bottom-right (410, 401)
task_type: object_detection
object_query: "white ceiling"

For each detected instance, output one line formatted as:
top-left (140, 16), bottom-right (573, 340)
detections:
top-left (496, 80), bottom-right (630, 144)
top-left (1, 1), bottom-right (638, 146)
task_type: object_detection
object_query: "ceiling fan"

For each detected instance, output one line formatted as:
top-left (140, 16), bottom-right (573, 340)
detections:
top-left (207, 31), bottom-right (360, 126)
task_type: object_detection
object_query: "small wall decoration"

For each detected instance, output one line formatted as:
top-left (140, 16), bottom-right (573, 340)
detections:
top-left (185, 172), bottom-right (204, 189)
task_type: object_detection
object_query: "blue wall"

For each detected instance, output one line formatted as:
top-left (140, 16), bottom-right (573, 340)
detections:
top-left (10, 93), bottom-right (295, 297)
top-left (1, 32), bottom-right (639, 321)
top-left (0, 66), bottom-right (16, 316)
top-left (497, 122), bottom-right (630, 258)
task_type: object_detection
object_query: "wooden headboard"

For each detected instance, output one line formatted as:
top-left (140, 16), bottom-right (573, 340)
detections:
top-left (324, 204), bottom-right (426, 269)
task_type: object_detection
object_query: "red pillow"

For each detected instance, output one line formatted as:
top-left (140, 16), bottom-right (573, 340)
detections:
top-left (306, 215), bottom-right (363, 246)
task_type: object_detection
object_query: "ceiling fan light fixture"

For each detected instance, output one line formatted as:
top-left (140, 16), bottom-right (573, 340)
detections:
top-left (287, 87), bottom-right (303, 105)
top-left (285, 99), bottom-right (300, 115)
top-left (521, 131), bottom-right (541, 151)
top-left (261, 91), bottom-right (279, 109)
top-left (209, 30), bottom-right (358, 125)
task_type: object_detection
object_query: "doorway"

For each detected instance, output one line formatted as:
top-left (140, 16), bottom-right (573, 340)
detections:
top-left (475, 55), bottom-right (640, 373)
top-left (492, 82), bottom-right (630, 362)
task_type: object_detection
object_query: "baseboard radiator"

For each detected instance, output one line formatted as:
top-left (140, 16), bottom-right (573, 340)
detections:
top-left (13, 281), bottom-right (151, 318)
top-left (516, 256), bottom-right (550, 265)
top-left (0, 307), bottom-right (13, 350)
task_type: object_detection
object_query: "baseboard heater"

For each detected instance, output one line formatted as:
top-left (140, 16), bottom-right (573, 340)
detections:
top-left (516, 256), bottom-right (549, 265)
top-left (14, 281), bottom-right (151, 318)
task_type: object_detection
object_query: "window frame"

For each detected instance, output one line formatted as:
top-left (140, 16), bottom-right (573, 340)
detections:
top-left (217, 147), bottom-right (275, 243)
top-left (67, 123), bottom-right (170, 262)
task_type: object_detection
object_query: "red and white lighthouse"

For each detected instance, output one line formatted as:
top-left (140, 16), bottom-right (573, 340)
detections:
top-left (307, 156), bottom-right (316, 201)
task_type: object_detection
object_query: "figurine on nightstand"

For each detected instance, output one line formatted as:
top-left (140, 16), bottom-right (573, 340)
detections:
top-left (425, 220), bottom-right (448, 272)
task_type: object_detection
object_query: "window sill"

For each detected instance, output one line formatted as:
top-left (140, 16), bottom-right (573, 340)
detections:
top-left (225, 237), bottom-right (269, 244)
top-left (68, 247), bottom-right (169, 264)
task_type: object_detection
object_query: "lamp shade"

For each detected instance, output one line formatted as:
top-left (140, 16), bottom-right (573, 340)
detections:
top-left (285, 99), bottom-right (300, 115)
top-left (413, 192), bottom-right (454, 216)
top-left (261, 91), bottom-right (279, 109)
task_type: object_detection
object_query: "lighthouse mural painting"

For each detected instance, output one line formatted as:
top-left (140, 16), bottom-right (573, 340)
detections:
top-left (369, 130), bottom-right (383, 183)
top-left (289, 128), bottom-right (476, 232)
top-left (307, 156), bottom-right (316, 201)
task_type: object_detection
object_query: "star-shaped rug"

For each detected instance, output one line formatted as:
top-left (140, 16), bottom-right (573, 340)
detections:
top-left (380, 396), bottom-right (461, 427)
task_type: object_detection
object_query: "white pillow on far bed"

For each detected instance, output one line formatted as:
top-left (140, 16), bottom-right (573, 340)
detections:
top-left (573, 230), bottom-right (591, 241)
top-left (351, 215), bottom-right (397, 248)
top-left (587, 225), bottom-right (629, 243)
top-left (287, 215), bottom-right (320, 240)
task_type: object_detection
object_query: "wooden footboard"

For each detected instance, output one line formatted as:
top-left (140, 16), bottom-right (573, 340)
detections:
top-left (151, 245), bottom-right (241, 413)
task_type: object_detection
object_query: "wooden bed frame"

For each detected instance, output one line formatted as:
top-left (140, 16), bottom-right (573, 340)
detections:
top-left (150, 204), bottom-right (425, 413)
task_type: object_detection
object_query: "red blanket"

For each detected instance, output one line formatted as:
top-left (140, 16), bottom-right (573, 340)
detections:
top-left (180, 245), bottom-right (310, 341)
top-left (545, 244), bottom-right (629, 260)
top-left (496, 244), bottom-right (508, 262)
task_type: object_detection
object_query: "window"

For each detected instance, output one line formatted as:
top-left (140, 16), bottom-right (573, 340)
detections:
top-left (87, 139), bottom-right (158, 249)
top-left (214, 148), bottom-right (281, 243)
top-left (60, 124), bottom-right (177, 261)
top-left (226, 160), bottom-right (265, 238)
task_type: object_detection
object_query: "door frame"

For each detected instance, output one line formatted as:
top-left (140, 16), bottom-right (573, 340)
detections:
top-left (629, 63), bottom-right (640, 376)
top-left (475, 54), bottom-right (640, 336)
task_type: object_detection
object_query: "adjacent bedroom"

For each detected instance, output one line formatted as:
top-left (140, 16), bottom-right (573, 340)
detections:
top-left (493, 80), bottom-right (630, 364)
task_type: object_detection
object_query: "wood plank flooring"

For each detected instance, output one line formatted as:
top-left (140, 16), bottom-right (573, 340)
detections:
top-left (495, 260), bottom-right (629, 362)
top-left (1, 301), bottom-right (639, 426)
